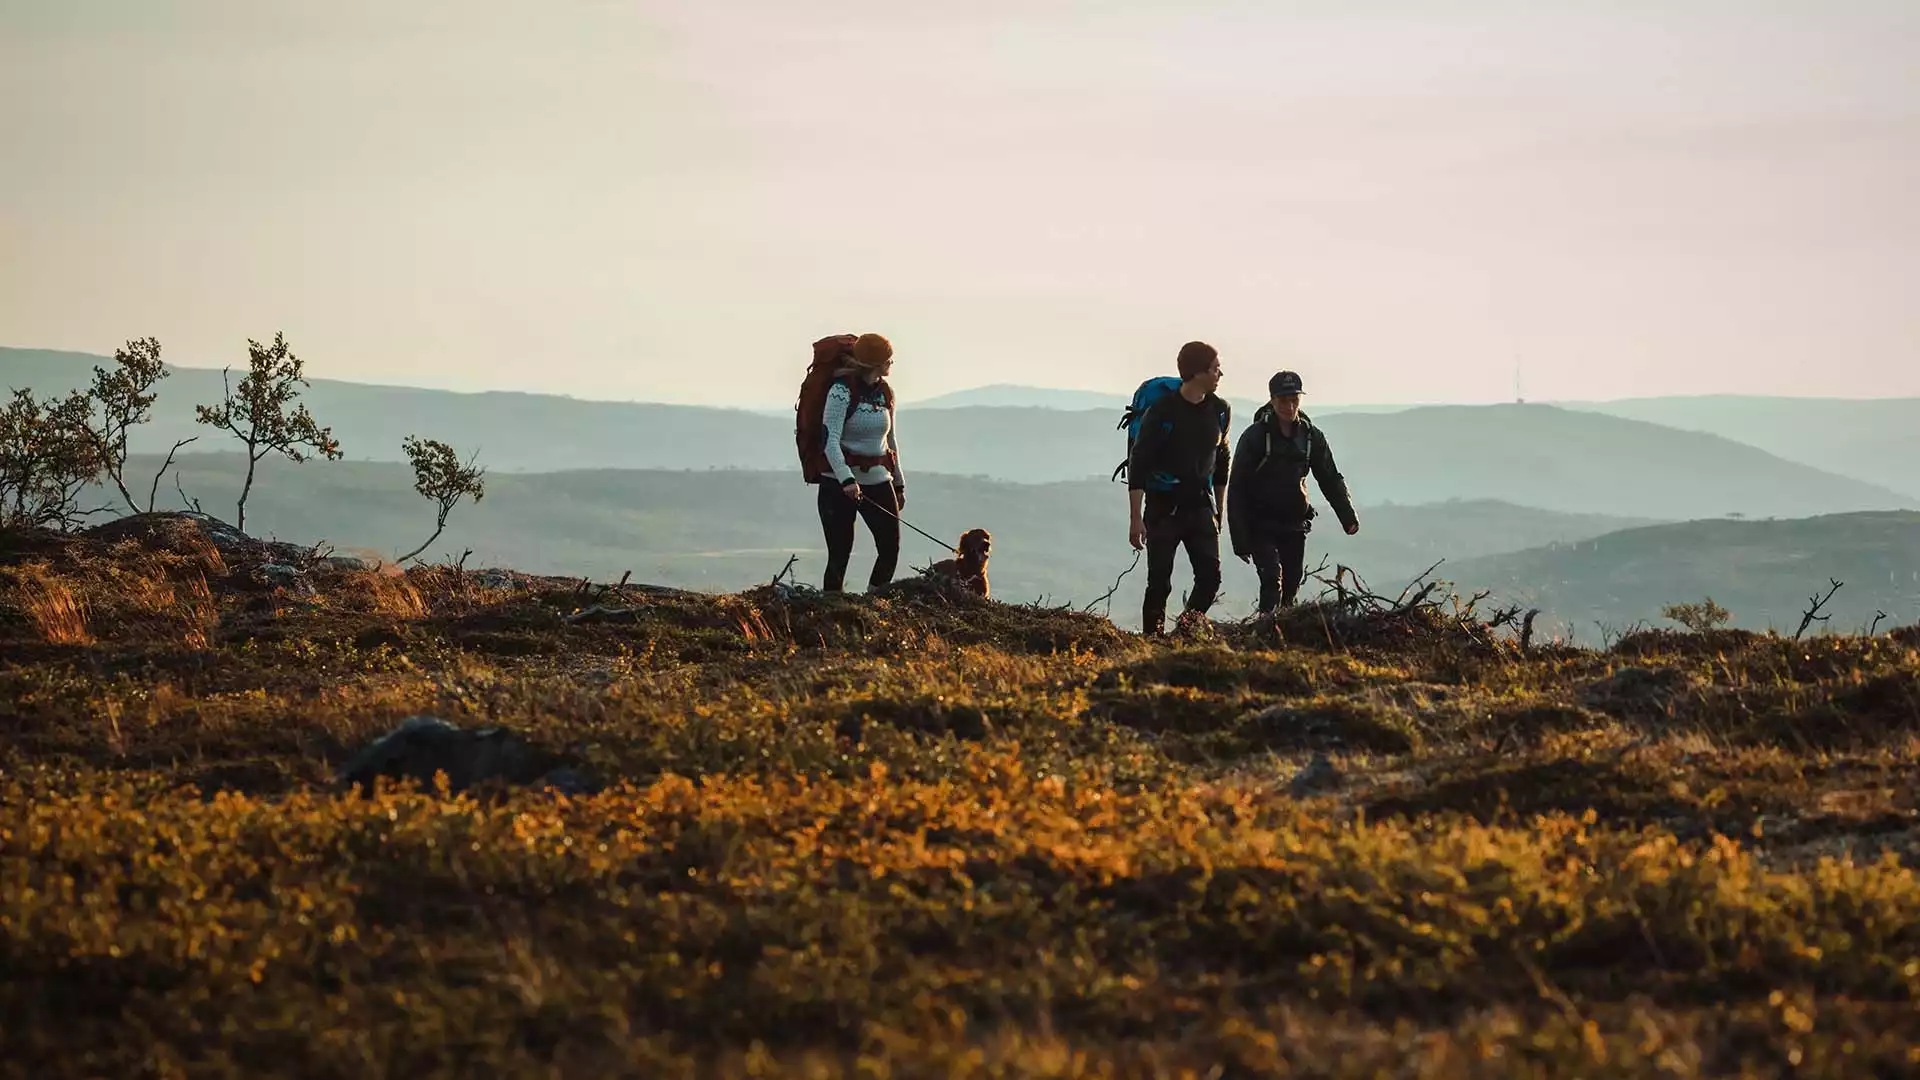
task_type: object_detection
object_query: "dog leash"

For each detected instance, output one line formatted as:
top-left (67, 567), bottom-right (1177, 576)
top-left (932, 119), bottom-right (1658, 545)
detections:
top-left (858, 495), bottom-right (958, 554)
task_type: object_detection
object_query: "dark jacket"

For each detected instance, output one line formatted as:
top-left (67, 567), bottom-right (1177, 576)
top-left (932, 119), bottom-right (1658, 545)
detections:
top-left (1127, 391), bottom-right (1231, 516)
top-left (1226, 406), bottom-right (1357, 555)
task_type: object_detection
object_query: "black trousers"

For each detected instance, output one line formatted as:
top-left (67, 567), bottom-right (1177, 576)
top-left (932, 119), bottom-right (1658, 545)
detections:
top-left (818, 481), bottom-right (901, 592)
top-left (1248, 529), bottom-right (1309, 612)
top-left (1143, 499), bottom-right (1221, 632)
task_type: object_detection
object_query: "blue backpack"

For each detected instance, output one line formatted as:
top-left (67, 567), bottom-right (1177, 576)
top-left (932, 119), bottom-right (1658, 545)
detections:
top-left (1111, 376), bottom-right (1227, 490)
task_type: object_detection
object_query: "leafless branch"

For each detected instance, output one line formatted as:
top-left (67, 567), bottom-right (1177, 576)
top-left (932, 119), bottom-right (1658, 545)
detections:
top-left (1794, 577), bottom-right (1844, 640)
top-left (174, 469), bottom-right (202, 515)
top-left (1082, 548), bottom-right (1142, 616)
top-left (144, 436), bottom-right (198, 514)
top-left (771, 554), bottom-right (799, 589)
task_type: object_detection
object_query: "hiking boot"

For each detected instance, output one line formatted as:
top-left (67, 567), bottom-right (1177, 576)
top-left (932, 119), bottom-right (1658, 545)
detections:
top-left (1173, 610), bottom-right (1213, 639)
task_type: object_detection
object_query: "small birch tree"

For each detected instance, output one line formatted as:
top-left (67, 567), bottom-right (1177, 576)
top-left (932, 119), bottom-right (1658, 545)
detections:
top-left (397, 435), bottom-right (485, 563)
top-left (0, 387), bottom-right (103, 530)
top-left (85, 336), bottom-right (199, 514)
top-left (193, 332), bottom-right (342, 532)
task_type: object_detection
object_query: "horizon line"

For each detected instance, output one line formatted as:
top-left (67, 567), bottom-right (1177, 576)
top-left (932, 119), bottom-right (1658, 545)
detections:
top-left (6, 344), bottom-right (1918, 411)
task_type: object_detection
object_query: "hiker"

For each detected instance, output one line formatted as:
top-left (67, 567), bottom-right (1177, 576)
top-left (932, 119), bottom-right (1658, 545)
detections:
top-left (808, 333), bottom-right (904, 592)
top-left (1126, 341), bottom-right (1232, 635)
top-left (1226, 370), bottom-right (1359, 612)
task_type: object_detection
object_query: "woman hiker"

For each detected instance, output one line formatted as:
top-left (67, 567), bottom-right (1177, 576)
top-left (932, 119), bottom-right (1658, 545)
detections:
top-left (1226, 369), bottom-right (1359, 612)
top-left (817, 333), bottom-right (905, 593)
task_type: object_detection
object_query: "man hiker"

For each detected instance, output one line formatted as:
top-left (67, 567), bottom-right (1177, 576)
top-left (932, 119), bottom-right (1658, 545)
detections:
top-left (1226, 370), bottom-right (1359, 612)
top-left (1127, 341), bottom-right (1232, 636)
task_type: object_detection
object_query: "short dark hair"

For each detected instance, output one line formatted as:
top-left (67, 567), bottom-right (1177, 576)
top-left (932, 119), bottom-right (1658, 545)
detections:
top-left (1176, 341), bottom-right (1218, 380)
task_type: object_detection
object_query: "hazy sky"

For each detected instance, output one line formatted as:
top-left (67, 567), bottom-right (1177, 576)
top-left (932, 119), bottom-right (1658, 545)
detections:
top-left (4, 1), bottom-right (1917, 407)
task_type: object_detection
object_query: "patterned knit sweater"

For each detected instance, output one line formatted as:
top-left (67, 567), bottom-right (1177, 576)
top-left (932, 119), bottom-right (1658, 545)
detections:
top-left (822, 379), bottom-right (902, 487)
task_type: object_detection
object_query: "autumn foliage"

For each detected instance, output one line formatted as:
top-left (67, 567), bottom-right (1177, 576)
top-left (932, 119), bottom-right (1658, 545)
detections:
top-left (1, 519), bottom-right (1917, 1078)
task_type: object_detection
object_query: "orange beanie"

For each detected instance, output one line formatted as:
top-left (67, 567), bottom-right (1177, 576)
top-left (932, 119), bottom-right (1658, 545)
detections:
top-left (852, 333), bottom-right (893, 369)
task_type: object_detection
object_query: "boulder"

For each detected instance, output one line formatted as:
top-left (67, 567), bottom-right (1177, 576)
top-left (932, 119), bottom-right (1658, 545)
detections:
top-left (1289, 752), bottom-right (1343, 796)
top-left (334, 715), bottom-right (593, 796)
top-left (319, 555), bottom-right (379, 572)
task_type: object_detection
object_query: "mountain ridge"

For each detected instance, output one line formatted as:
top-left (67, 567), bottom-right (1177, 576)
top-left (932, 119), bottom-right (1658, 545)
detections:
top-left (6, 347), bottom-right (1911, 520)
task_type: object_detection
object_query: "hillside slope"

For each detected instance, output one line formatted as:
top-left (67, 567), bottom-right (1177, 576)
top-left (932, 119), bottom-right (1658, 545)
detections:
top-left (1568, 395), bottom-right (1920, 500)
top-left (2, 516), bottom-right (1917, 1075)
top-left (1321, 403), bottom-right (1913, 519)
top-left (8, 348), bottom-right (1910, 519)
top-left (1452, 511), bottom-right (1920, 640)
top-left (143, 454), bottom-right (1656, 626)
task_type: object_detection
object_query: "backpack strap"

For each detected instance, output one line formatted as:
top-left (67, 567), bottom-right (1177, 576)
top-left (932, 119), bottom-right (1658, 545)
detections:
top-left (1259, 415), bottom-right (1315, 476)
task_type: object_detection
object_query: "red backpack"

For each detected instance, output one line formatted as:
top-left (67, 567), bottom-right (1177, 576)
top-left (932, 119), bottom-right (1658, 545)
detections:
top-left (795, 334), bottom-right (859, 481)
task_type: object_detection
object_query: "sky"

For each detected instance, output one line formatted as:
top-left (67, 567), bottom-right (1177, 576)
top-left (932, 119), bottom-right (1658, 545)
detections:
top-left (3, 1), bottom-right (1917, 408)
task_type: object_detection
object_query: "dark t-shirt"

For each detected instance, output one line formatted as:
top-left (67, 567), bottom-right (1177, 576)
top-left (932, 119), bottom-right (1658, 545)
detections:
top-left (1127, 391), bottom-right (1231, 511)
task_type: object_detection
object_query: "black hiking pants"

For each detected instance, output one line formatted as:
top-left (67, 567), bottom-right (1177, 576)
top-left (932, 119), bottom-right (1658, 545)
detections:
top-left (818, 481), bottom-right (901, 593)
top-left (1247, 528), bottom-right (1309, 613)
top-left (1142, 498), bottom-right (1221, 633)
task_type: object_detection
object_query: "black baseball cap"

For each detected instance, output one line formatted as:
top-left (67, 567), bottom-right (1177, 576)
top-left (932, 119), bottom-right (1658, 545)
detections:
top-left (1269, 371), bottom-right (1304, 396)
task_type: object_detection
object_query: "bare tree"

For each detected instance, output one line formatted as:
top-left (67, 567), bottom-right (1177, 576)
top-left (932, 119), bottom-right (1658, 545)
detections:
top-left (193, 332), bottom-right (342, 532)
top-left (396, 435), bottom-right (486, 563)
top-left (0, 387), bottom-right (105, 530)
top-left (83, 337), bottom-right (199, 514)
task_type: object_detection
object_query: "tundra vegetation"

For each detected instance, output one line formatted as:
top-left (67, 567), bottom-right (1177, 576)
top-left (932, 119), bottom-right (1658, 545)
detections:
top-left (2, 511), bottom-right (1916, 1079)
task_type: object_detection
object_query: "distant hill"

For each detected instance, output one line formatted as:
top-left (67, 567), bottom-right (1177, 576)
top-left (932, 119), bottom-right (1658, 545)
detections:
top-left (2, 345), bottom-right (774, 473)
top-left (1317, 404), bottom-right (1915, 520)
top-left (911, 381), bottom-right (1415, 418)
top-left (909, 384), bottom-right (1125, 411)
top-left (8, 348), bottom-right (1911, 519)
top-left (1449, 511), bottom-right (1920, 642)
top-left (135, 454), bottom-right (1653, 627)
top-left (1563, 395), bottom-right (1920, 501)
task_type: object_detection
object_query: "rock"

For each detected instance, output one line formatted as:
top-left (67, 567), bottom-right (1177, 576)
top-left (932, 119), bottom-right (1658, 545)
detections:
top-left (335, 715), bottom-right (590, 796)
top-left (84, 512), bottom-right (320, 569)
top-left (537, 767), bottom-right (596, 797)
top-left (1289, 752), bottom-right (1342, 797)
top-left (566, 604), bottom-right (644, 625)
top-left (255, 563), bottom-right (316, 596)
top-left (319, 555), bottom-right (378, 572)
top-left (473, 569), bottom-right (519, 591)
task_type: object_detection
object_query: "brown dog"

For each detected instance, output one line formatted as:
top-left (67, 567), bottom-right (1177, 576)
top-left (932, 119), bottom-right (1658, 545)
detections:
top-left (927, 528), bottom-right (992, 599)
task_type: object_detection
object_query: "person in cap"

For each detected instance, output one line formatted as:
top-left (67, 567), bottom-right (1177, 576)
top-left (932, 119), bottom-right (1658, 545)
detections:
top-left (1226, 370), bottom-right (1359, 612)
top-left (1127, 341), bottom-right (1232, 635)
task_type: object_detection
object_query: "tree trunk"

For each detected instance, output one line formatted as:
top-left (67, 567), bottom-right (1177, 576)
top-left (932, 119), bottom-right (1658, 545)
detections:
top-left (236, 452), bottom-right (258, 534)
top-left (396, 524), bottom-right (445, 565)
top-left (109, 469), bottom-right (139, 515)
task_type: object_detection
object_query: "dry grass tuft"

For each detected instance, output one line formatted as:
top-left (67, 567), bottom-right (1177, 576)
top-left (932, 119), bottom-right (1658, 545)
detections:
top-left (17, 569), bottom-right (92, 645)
